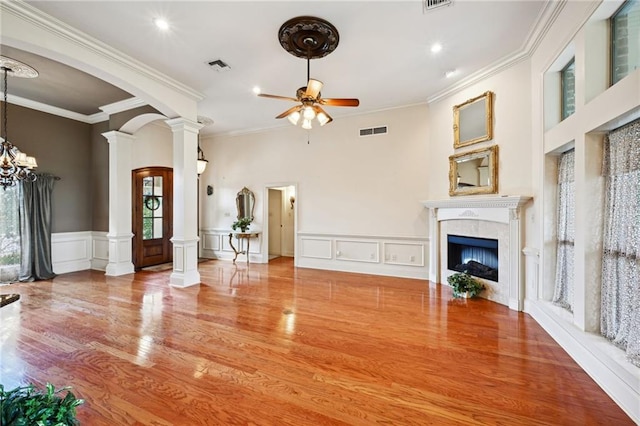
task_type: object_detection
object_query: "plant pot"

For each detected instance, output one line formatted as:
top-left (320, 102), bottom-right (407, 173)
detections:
top-left (454, 291), bottom-right (471, 299)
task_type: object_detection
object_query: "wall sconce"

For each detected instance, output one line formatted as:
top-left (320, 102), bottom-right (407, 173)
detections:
top-left (289, 195), bottom-right (295, 209)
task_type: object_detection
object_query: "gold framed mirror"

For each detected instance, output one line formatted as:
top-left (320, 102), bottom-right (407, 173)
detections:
top-left (449, 145), bottom-right (498, 196)
top-left (453, 91), bottom-right (493, 148)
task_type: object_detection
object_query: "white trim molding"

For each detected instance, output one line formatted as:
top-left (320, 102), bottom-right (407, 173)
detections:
top-left (529, 301), bottom-right (640, 423)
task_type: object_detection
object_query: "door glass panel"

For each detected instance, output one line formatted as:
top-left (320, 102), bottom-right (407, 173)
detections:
top-left (143, 218), bottom-right (153, 240)
top-left (154, 177), bottom-right (163, 196)
top-left (143, 177), bottom-right (153, 195)
top-left (142, 176), bottom-right (163, 240)
top-left (153, 218), bottom-right (163, 239)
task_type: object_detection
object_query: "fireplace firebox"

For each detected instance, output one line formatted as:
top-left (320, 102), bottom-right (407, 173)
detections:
top-left (447, 234), bottom-right (498, 282)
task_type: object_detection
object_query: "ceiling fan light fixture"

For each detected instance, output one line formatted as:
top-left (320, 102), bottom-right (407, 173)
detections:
top-left (259, 16), bottom-right (359, 132)
top-left (287, 111), bottom-right (301, 125)
top-left (317, 112), bottom-right (331, 126)
top-left (303, 106), bottom-right (316, 120)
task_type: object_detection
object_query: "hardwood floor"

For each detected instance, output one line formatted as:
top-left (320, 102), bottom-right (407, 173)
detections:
top-left (0, 258), bottom-right (633, 425)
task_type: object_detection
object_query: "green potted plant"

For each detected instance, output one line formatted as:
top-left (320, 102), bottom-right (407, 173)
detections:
top-left (231, 217), bottom-right (252, 233)
top-left (0, 383), bottom-right (84, 426)
top-left (447, 272), bottom-right (484, 298)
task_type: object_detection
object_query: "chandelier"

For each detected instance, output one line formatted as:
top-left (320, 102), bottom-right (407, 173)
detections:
top-left (0, 56), bottom-right (39, 190)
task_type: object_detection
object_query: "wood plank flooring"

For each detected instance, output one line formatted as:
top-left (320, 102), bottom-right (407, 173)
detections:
top-left (0, 257), bottom-right (633, 425)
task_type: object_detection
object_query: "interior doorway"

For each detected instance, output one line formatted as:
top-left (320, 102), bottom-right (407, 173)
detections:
top-left (266, 185), bottom-right (296, 261)
top-left (132, 167), bottom-right (173, 269)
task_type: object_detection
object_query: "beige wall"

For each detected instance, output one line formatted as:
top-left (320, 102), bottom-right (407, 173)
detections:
top-left (200, 104), bottom-right (431, 239)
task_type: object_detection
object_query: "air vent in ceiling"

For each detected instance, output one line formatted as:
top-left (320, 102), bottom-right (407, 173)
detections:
top-left (423, 0), bottom-right (452, 12)
top-left (359, 126), bottom-right (388, 137)
top-left (208, 59), bottom-right (230, 72)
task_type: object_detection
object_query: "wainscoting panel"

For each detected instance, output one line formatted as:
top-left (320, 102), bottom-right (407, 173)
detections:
top-left (51, 232), bottom-right (92, 274)
top-left (383, 242), bottom-right (425, 267)
top-left (298, 233), bottom-right (429, 280)
top-left (199, 229), bottom-right (428, 279)
top-left (335, 240), bottom-right (379, 263)
top-left (91, 232), bottom-right (109, 271)
top-left (200, 229), bottom-right (262, 263)
top-left (300, 237), bottom-right (332, 260)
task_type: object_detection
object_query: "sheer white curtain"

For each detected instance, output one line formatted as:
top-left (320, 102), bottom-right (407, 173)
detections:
top-left (0, 185), bottom-right (20, 283)
top-left (552, 149), bottom-right (575, 311)
top-left (601, 120), bottom-right (640, 367)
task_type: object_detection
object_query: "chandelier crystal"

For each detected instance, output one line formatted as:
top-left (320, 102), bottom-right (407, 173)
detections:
top-left (0, 57), bottom-right (39, 190)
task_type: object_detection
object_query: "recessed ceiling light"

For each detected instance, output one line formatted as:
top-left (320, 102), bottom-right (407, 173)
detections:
top-left (445, 69), bottom-right (457, 78)
top-left (430, 43), bottom-right (443, 54)
top-left (252, 86), bottom-right (261, 95)
top-left (153, 18), bottom-right (170, 31)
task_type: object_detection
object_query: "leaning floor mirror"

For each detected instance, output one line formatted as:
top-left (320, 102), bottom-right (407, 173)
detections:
top-left (449, 145), bottom-right (498, 196)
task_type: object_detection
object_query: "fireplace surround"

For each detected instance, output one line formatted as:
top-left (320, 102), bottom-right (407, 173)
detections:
top-left (422, 196), bottom-right (532, 311)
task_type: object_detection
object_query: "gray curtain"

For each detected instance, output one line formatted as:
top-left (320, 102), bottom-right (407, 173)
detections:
top-left (601, 120), bottom-right (640, 367)
top-left (552, 149), bottom-right (575, 311)
top-left (18, 173), bottom-right (56, 281)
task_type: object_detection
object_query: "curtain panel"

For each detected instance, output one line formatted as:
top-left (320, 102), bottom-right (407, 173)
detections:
top-left (552, 149), bottom-right (575, 311)
top-left (601, 120), bottom-right (640, 367)
top-left (18, 173), bottom-right (56, 282)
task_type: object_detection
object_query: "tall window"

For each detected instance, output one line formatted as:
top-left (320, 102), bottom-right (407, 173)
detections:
top-left (0, 186), bottom-right (20, 283)
top-left (601, 120), bottom-right (640, 367)
top-left (611, 0), bottom-right (640, 85)
top-left (561, 59), bottom-right (575, 120)
top-left (552, 149), bottom-right (575, 311)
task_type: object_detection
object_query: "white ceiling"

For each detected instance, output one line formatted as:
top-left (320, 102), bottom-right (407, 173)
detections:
top-left (10, 1), bottom-right (554, 135)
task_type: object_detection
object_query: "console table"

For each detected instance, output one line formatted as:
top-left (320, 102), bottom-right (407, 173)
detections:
top-left (228, 231), bottom-right (260, 264)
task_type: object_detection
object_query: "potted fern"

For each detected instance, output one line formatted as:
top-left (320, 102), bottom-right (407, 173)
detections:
top-left (447, 272), bottom-right (484, 298)
top-left (0, 383), bottom-right (84, 425)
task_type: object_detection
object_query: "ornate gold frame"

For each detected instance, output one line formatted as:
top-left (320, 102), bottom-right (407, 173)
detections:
top-left (449, 145), bottom-right (498, 196)
top-left (453, 91), bottom-right (494, 148)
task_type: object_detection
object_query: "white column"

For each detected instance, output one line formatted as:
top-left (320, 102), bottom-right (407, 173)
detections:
top-left (102, 131), bottom-right (135, 276)
top-left (166, 118), bottom-right (203, 288)
top-left (428, 208), bottom-right (440, 283)
top-left (508, 207), bottom-right (524, 311)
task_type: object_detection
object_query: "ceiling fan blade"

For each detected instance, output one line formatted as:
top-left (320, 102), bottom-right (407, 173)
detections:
top-left (258, 93), bottom-right (298, 102)
top-left (305, 79), bottom-right (323, 99)
top-left (319, 98), bottom-right (360, 107)
top-left (313, 105), bottom-right (333, 126)
top-left (275, 105), bottom-right (303, 119)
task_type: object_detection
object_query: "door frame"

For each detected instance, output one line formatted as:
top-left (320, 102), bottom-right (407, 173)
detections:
top-left (132, 166), bottom-right (173, 269)
top-left (263, 183), bottom-right (297, 264)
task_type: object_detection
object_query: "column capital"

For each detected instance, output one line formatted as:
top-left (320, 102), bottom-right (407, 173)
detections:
top-left (101, 130), bottom-right (136, 143)
top-left (165, 117), bottom-right (203, 134)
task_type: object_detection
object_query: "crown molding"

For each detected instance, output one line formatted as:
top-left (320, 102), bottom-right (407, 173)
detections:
top-left (427, 1), bottom-right (567, 103)
top-left (99, 97), bottom-right (147, 115)
top-left (7, 94), bottom-right (106, 124)
top-left (7, 95), bottom-right (150, 124)
top-left (1, 0), bottom-right (204, 103)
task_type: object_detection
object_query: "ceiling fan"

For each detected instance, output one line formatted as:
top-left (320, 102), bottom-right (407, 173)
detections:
top-left (258, 16), bottom-right (359, 129)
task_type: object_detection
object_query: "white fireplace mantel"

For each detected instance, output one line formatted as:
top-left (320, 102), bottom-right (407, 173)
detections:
top-left (422, 195), bottom-right (532, 311)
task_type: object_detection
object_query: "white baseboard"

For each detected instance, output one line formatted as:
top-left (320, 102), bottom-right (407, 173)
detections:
top-left (528, 300), bottom-right (639, 423)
